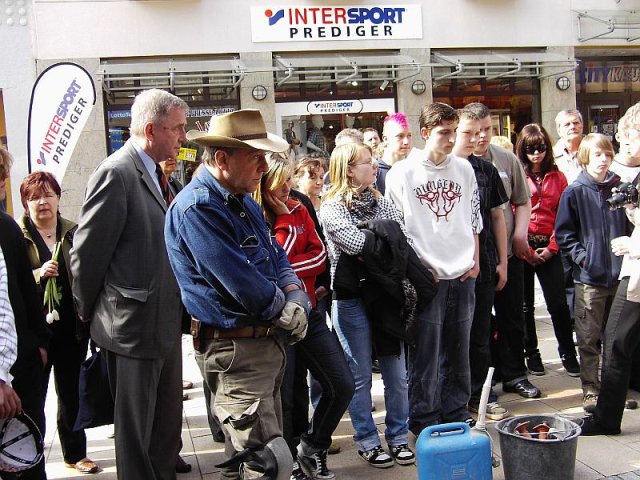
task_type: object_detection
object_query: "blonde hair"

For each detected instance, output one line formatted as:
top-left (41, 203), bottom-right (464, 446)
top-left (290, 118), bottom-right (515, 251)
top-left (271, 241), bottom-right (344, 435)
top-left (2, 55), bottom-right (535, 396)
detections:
top-left (252, 152), bottom-right (294, 214)
top-left (619, 103), bottom-right (640, 136)
top-left (490, 135), bottom-right (514, 152)
top-left (577, 133), bottom-right (615, 168)
top-left (323, 143), bottom-right (379, 209)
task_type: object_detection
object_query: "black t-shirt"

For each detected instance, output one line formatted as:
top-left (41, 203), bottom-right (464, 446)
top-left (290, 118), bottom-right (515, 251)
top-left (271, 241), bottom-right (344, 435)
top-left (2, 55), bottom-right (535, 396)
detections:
top-left (468, 155), bottom-right (509, 282)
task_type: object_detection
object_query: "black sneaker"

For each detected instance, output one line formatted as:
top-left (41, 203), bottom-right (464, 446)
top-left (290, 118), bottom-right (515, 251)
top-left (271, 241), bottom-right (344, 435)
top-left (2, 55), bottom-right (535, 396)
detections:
top-left (357, 446), bottom-right (394, 469)
top-left (464, 417), bottom-right (476, 428)
top-left (526, 353), bottom-right (546, 376)
top-left (388, 444), bottom-right (415, 465)
top-left (297, 448), bottom-right (334, 480)
top-left (291, 461), bottom-right (312, 480)
top-left (561, 354), bottom-right (580, 377)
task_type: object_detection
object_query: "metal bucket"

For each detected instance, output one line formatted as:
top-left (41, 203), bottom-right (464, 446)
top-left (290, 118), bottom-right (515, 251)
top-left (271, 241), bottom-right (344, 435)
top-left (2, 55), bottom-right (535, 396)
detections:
top-left (496, 415), bottom-right (581, 480)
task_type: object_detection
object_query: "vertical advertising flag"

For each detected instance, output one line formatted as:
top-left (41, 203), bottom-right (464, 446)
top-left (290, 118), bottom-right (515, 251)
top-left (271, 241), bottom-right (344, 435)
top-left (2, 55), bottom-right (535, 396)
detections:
top-left (28, 62), bottom-right (96, 180)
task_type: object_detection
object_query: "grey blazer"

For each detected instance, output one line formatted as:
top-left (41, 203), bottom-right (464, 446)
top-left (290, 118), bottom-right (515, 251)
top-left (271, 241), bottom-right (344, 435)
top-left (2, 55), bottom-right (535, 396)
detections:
top-left (71, 140), bottom-right (181, 359)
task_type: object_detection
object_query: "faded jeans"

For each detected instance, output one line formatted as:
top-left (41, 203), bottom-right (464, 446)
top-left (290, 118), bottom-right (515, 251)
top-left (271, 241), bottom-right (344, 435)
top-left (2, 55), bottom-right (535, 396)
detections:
top-left (332, 298), bottom-right (409, 451)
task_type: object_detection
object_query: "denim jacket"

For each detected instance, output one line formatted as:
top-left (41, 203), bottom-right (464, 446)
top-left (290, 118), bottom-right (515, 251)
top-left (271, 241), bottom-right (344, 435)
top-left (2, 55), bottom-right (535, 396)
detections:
top-left (165, 167), bottom-right (300, 329)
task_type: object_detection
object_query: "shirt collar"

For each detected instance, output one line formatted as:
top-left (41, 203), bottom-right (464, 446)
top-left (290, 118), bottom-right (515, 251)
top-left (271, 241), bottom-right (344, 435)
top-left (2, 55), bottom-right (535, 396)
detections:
top-left (131, 139), bottom-right (162, 194)
top-left (199, 165), bottom-right (246, 205)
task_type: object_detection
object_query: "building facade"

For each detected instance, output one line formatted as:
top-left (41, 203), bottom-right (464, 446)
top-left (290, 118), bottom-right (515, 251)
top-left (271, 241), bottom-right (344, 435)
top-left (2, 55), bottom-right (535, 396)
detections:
top-left (0, 0), bottom-right (638, 218)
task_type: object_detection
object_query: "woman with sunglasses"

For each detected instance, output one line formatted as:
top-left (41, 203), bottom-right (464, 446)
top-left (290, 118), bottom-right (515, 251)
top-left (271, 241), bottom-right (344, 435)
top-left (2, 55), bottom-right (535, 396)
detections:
top-left (515, 124), bottom-right (580, 379)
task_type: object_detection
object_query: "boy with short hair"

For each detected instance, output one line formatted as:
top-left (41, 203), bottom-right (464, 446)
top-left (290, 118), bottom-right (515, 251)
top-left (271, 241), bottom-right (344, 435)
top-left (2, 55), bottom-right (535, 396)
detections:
top-left (556, 133), bottom-right (632, 413)
top-left (453, 108), bottom-right (510, 421)
top-left (386, 102), bottom-right (482, 434)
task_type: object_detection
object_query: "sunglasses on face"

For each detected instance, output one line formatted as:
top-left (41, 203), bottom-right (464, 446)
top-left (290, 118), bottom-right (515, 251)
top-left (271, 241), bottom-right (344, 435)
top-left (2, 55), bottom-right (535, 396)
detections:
top-left (525, 144), bottom-right (547, 155)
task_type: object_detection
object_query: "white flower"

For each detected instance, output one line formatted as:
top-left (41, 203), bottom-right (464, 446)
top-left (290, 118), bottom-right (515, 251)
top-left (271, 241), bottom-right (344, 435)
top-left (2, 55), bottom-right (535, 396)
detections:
top-left (46, 312), bottom-right (54, 324)
top-left (52, 309), bottom-right (60, 321)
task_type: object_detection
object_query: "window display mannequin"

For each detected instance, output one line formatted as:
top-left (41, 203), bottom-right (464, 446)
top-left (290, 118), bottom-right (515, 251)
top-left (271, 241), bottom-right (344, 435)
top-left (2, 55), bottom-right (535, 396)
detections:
top-left (284, 121), bottom-right (300, 157)
top-left (307, 115), bottom-right (327, 156)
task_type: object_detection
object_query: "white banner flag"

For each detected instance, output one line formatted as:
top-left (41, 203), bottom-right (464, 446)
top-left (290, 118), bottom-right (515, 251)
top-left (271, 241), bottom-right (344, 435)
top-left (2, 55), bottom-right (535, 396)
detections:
top-left (28, 62), bottom-right (96, 180)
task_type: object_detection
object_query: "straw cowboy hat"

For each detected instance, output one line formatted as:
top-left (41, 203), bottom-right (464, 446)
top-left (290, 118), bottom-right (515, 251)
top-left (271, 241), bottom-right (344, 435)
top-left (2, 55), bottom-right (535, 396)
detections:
top-left (186, 109), bottom-right (289, 152)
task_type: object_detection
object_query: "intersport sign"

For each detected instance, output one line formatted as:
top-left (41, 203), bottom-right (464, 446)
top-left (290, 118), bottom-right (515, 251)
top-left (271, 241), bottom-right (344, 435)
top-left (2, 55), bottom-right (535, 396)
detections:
top-left (251, 5), bottom-right (422, 42)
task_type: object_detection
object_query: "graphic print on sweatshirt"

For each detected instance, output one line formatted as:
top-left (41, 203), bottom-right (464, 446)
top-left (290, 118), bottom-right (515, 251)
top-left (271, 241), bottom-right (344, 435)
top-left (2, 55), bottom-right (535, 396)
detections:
top-left (413, 178), bottom-right (463, 221)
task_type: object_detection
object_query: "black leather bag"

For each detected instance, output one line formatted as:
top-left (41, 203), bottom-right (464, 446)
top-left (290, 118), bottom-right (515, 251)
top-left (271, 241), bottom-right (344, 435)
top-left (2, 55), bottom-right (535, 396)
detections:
top-left (73, 344), bottom-right (114, 431)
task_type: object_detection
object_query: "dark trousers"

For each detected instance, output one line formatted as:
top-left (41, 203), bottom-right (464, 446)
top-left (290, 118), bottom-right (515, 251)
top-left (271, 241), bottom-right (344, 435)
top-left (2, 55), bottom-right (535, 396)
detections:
top-left (282, 310), bottom-right (354, 453)
top-left (0, 352), bottom-right (47, 480)
top-left (594, 278), bottom-right (640, 430)
top-left (494, 256), bottom-right (528, 384)
top-left (523, 254), bottom-right (576, 358)
top-left (469, 276), bottom-right (497, 405)
top-left (106, 340), bottom-right (182, 480)
top-left (42, 333), bottom-right (89, 464)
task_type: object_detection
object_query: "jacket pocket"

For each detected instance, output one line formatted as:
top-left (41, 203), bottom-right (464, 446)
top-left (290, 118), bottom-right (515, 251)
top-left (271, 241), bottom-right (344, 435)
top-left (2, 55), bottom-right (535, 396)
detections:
top-left (111, 285), bottom-right (149, 303)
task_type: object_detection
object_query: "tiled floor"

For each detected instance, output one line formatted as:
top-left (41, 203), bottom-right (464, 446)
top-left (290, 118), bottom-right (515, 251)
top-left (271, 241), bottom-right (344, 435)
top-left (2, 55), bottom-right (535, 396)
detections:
top-left (41, 286), bottom-right (640, 479)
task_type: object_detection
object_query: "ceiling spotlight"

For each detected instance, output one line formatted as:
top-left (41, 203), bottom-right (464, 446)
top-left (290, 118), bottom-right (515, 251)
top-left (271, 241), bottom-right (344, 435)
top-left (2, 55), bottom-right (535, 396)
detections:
top-left (351, 80), bottom-right (358, 86)
top-left (379, 80), bottom-right (390, 91)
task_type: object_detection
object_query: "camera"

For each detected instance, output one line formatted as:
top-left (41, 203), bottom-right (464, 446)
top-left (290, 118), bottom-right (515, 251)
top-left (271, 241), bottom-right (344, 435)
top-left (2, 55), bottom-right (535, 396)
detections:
top-left (606, 182), bottom-right (640, 210)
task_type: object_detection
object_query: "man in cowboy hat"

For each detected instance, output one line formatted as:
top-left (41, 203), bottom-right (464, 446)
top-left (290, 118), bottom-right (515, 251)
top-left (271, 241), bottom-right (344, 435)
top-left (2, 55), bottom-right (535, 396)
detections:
top-left (164, 109), bottom-right (310, 480)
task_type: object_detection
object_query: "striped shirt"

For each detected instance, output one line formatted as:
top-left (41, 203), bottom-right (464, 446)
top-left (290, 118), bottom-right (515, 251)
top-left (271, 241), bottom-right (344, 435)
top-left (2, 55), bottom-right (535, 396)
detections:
top-left (0, 247), bottom-right (17, 384)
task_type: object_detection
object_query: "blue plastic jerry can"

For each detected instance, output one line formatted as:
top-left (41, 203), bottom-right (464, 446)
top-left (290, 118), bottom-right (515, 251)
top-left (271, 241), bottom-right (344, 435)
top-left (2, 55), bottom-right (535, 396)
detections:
top-left (416, 422), bottom-right (493, 480)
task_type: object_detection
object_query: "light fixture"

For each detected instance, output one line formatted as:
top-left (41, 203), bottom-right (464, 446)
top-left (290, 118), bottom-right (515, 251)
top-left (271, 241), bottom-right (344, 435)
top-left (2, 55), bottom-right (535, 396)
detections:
top-left (411, 80), bottom-right (426, 95)
top-left (379, 80), bottom-right (390, 91)
top-left (351, 80), bottom-right (358, 87)
top-left (556, 76), bottom-right (571, 91)
top-left (251, 85), bottom-right (268, 101)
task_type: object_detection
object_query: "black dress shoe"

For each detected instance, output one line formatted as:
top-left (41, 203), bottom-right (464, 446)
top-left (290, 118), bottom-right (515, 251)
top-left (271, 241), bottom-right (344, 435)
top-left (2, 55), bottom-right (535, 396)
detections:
top-left (175, 455), bottom-right (192, 474)
top-left (503, 379), bottom-right (541, 398)
top-left (580, 416), bottom-right (621, 436)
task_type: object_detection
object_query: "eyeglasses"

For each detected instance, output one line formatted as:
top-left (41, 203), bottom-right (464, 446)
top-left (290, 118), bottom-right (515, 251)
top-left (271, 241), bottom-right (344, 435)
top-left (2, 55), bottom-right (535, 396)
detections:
top-left (525, 144), bottom-right (547, 155)
top-left (353, 159), bottom-right (376, 166)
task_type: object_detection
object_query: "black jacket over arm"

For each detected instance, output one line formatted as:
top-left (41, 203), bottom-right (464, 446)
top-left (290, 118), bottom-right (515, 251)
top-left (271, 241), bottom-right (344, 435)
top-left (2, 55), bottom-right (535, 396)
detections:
top-left (334, 218), bottom-right (437, 356)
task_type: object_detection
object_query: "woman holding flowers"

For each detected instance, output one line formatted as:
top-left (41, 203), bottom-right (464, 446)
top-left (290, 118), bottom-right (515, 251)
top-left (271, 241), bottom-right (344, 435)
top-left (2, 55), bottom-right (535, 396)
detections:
top-left (19, 172), bottom-right (98, 474)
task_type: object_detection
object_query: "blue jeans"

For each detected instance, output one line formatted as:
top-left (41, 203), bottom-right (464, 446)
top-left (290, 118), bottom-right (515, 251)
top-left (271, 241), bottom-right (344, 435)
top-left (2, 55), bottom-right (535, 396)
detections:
top-left (332, 298), bottom-right (409, 451)
top-left (409, 278), bottom-right (475, 435)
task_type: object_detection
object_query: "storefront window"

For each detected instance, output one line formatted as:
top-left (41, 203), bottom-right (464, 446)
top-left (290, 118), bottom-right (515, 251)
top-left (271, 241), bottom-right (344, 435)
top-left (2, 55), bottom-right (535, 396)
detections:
top-left (433, 77), bottom-right (539, 141)
top-left (576, 56), bottom-right (640, 146)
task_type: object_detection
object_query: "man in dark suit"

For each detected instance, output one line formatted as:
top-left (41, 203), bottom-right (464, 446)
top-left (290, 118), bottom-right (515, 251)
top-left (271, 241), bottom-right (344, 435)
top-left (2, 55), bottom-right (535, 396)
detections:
top-left (0, 145), bottom-right (50, 480)
top-left (71, 89), bottom-right (188, 480)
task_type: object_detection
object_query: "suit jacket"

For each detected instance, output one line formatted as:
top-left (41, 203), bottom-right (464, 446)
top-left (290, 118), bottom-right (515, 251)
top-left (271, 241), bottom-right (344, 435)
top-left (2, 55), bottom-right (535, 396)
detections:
top-left (71, 139), bottom-right (182, 359)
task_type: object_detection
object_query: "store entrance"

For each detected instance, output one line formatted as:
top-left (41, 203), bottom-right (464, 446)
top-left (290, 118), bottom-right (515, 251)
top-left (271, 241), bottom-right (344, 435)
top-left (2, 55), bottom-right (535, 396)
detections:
top-left (577, 92), bottom-right (640, 150)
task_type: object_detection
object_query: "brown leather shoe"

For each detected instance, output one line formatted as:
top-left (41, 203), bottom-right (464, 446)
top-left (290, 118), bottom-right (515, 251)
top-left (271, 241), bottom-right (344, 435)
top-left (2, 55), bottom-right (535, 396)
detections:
top-left (65, 458), bottom-right (99, 474)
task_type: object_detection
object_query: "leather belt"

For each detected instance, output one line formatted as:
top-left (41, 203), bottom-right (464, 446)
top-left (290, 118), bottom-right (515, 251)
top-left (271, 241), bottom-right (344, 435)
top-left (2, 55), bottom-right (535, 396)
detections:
top-left (190, 318), bottom-right (275, 342)
top-left (203, 325), bottom-right (275, 339)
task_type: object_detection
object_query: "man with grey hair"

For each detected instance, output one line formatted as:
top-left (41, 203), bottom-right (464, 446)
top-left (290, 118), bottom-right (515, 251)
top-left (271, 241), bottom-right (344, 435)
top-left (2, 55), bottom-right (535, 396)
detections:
top-left (165, 109), bottom-right (309, 479)
top-left (553, 109), bottom-right (585, 184)
top-left (72, 88), bottom-right (188, 479)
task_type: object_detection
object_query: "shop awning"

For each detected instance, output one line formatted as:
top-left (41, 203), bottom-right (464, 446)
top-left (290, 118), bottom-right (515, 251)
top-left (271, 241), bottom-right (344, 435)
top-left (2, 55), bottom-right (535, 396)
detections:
top-left (431, 50), bottom-right (578, 83)
top-left (574, 10), bottom-right (640, 43)
top-left (272, 52), bottom-right (426, 86)
top-left (98, 57), bottom-right (248, 93)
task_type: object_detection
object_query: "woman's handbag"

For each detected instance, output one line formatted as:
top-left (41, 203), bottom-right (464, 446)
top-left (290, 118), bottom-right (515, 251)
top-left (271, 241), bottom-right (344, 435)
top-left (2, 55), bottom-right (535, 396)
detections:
top-left (73, 343), bottom-right (114, 431)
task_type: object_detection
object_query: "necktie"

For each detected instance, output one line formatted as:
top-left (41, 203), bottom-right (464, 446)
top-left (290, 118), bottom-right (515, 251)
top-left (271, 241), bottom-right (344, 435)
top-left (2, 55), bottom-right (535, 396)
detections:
top-left (155, 164), bottom-right (173, 206)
